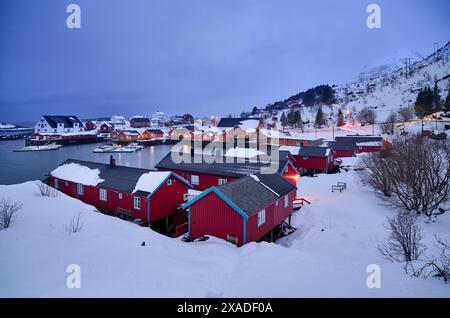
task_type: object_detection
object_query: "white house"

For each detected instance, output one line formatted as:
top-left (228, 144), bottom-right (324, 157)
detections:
top-left (150, 111), bottom-right (165, 127)
top-left (34, 115), bottom-right (83, 134)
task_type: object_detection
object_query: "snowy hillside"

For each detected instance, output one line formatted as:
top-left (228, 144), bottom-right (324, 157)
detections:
top-left (269, 41), bottom-right (450, 127)
top-left (1, 161), bottom-right (448, 297)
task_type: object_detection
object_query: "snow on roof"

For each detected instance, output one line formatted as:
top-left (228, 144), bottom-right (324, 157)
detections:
top-left (356, 141), bottom-right (383, 147)
top-left (259, 128), bottom-right (287, 138)
top-left (249, 174), bottom-right (280, 197)
top-left (50, 163), bottom-right (104, 186)
top-left (279, 146), bottom-right (301, 156)
top-left (132, 171), bottom-right (172, 194)
top-left (225, 147), bottom-right (265, 159)
top-left (238, 119), bottom-right (260, 130)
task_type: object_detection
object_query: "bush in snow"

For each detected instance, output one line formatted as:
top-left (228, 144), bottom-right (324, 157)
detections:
top-left (378, 213), bottom-right (426, 262)
top-left (407, 236), bottom-right (450, 283)
top-left (37, 182), bottom-right (60, 197)
top-left (398, 106), bottom-right (415, 122)
top-left (380, 112), bottom-right (397, 134)
top-left (65, 212), bottom-right (84, 235)
top-left (0, 198), bottom-right (22, 230)
top-left (357, 107), bottom-right (376, 124)
top-left (358, 135), bottom-right (450, 216)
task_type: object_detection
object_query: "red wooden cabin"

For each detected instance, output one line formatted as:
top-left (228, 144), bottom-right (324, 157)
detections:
top-left (335, 136), bottom-right (384, 154)
top-left (182, 173), bottom-right (297, 246)
top-left (280, 146), bottom-right (334, 173)
top-left (329, 141), bottom-right (356, 158)
top-left (155, 152), bottom-right (299, 190)
top-left (84, 121), bottom-right (97, 131)
top-left (98, 122), bottom-right (114, 133)
top-left (48, 158), bottom-right (191, 224)
top-left (140, 129), bottom-right (164, 141)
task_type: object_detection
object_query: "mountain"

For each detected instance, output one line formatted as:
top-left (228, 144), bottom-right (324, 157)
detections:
top-left (260, 41), bottom-right (450, 126)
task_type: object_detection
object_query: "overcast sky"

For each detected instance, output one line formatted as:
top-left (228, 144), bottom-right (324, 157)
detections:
top-left (0, 0), bottom-right (449, 123)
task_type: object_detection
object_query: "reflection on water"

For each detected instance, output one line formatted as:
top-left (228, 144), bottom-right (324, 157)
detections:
top-left (0, 140), bottom-right (173, 185)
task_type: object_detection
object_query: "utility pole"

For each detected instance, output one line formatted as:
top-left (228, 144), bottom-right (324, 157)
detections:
top-left (404, 58), bottom-right (411, 78)
top-left (434, 42), bottom-right (439, 61)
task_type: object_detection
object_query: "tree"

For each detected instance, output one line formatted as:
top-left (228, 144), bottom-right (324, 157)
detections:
top-left (432, 82), bottom-right (441, 112)
top-left (357, 107), bottom-right (376, 124)
top-left (240, 111), bottom-right (250, 118)
top-left (314, 107), bottom-right (327, 128)
top-left (337, 109), bottom-right (344, 127)
top-left (398, 106), bottom-right (414, 122)
top-left (280, 112), bottom-right (287, 128)
top-left (357, 135), bottom-right (450, 217)
top-left (378, 213), bottom-right (426, 262)
top-left (292, 110), bottom-right (303, 130)
top-left (380, 112), bottom-right (397, 134)
top-left (415, 86), bottom-right (434, 117)
top-left (443, 89), bottom-right (450, 112)
top-left (251, 106), bottom-right (258, 116)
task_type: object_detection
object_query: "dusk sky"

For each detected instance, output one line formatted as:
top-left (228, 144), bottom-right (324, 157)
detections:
top-left (0, 0), bottom-right (449, 123)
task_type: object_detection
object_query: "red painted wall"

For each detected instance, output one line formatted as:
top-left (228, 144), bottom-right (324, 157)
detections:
top-left (158, 168), bottom-right (236, 191)
top-left (356, 146), bottom-right (382, 153)
top-left (333, 150), bottom-right (355, 158)
top-left (293, 155), bottom-right (333, 172)
top-left (149, 175), bottom-right (189, 221)
top-left (189, 191), bottom-right (244, 245)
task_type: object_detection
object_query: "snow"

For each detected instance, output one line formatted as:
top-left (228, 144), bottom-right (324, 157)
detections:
top-left (279, 146), bottom-right (301, 156)
top-left (356, 141), bottom-right (383, 147)
top-left (0, 123), bottom-right (15, 129)
top-left (132, 171), bottom-right (172, 194)
top-left (50, 163), bottom-right (104, 186)
top-left (225, 147), bottom-right (265, 159)
top-left (1, 162), bottom-right (449, 297)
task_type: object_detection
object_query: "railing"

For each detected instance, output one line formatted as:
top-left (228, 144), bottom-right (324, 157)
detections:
top-left (174, 222), bottom-right (188, 237)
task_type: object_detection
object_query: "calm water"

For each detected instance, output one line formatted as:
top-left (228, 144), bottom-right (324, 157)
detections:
top-left (0, 140), bottom-right (172, 185)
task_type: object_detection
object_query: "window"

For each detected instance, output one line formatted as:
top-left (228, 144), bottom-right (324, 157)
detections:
top-left (257, 209), bottom-right (266, 227)
top-left (284, 195), bottom-right (289, 208)
top-left (118, 193), bottom-right (123, 199)
top-left (65, 181), bottom-right (68, 186)
top-left (54, 178), bottom-right (59, 189)
top-left (99, 189), bottom-right (107, 201)
top-left (275, 200), bottom-right (278, 207)
top-left (218, 178), bottom-right (227, 185)
top-left (167, 179), bottom-right (173, 186)
top-left (134, 196), bottom-right (141, 210)
top-left (191, 175), bottom-right (199, 185)
top-left (77, 183), bottom-right (84, 195)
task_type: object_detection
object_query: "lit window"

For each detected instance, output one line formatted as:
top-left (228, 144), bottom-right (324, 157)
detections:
top-left (134, 196), bottom-right (141, 210)
top-left (54, 178), bottom-right (59, 189)
top-left (284, 195), bottom-right (289, 208)
top-left (77, 183), bottom-right (84, 195)
top-left (257, 209), bottom-right (266, 227)
top-left (218, 178), bottom-right (227, 185)
top-left (118, 193), bottom-right (122, 199)
top-left (99, 189), bottom-right (107, 201)
top-left (167, 179), bottom-right (173, 186)
top-left (191, 175), bottom-right (199, 185)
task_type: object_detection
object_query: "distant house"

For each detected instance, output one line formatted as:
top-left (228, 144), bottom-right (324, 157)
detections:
top-left (217, 117), bottom-right (263, 130)
top-left (98, 122), bottom-right (115, 134)
top-left (329, 141), bottom-right (356, 158)
top-left (130, 116), bottom-right (150, 128)
top-left (155, 152), bottom-right (299, 190)
top-left (84, 121), bottom-right (97, 131)
top-left (140, 129), bottom-right (164, 140)
top-left (48, 158), bottom-right (192, 225)
top-left (335, 136), bottom-right (384, 154)
top-left (182, 173), bottom-right (297, 246)
top-left (34, 115), bottom-right (83, 134)
top-left (150, 111), bottom-right (165, 127)
top-left (111, 130), bottom-right (140, 141)
top-left (280, 146), bottom-right (334, 173)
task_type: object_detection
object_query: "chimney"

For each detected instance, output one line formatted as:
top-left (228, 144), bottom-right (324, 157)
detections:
top-left (110, 155), bottom-right (116, 167)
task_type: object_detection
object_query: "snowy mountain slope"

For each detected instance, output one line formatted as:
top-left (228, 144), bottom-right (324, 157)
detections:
top-left (268, 41), bottom-right (450, 127)
top-left (1, 167), bottom-right (448, 297)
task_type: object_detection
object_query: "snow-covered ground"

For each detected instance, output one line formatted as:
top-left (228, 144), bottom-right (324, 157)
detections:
top-left (0, 160), bottom-right (448, 297)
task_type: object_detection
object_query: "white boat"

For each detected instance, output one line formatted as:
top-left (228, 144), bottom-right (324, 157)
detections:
top-left (14, 143), bottom-right (63, 152)
top-left (127, 143), bottom-right (144, 150)
top-left (93, 145), bottom-right (117, 153)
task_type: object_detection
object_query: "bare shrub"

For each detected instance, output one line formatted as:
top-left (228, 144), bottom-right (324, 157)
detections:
top-left (380, 112), bottom-right (397, 134)
top-left (357, 106), bottom-right (376, 124)
top-left (358, 135), bottom-right (450, 216)
top-left (378, 213), bottom-right (426, 262)
top-left (0, 198), bottom-right (23, 230)
top-left (37, 181), bottom-right (60, 197)
top-left (407, 236), bottom-right (450, 283)
top-left (65, 212), bottom-right (84, 234)
top-left (398, 106), bottom-right (415, 122)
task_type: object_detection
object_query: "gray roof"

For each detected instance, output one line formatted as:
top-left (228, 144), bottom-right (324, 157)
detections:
top-left (43, 115), bottom-right (83, 128)
top-left (298, 146), bottom-right (331, 158)
top-left (145, 129), bottom-right (164, 134)
top-left (155, 152), bottom-right (291, 178)
top-left (329, 141), bottom-right (356, 152)
top-left (215, 173), bottom-right (296, 216)
top-left (130, 117), bottom-right (150, 123)
top-left (217, 117), bottom-right (260, 128)
top-left (335, 136), bottom-right (383, 143)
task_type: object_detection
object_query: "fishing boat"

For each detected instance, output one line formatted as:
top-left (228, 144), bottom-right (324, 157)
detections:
top-left (13, 143), bottom-right (63, 152)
